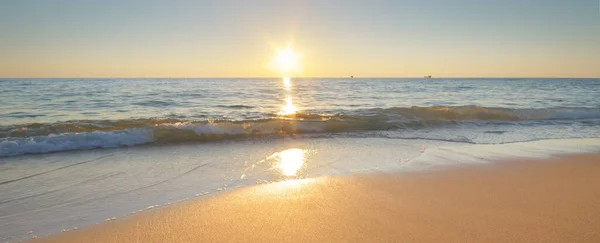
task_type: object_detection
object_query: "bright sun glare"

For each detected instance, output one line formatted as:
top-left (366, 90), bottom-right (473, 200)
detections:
top-left (273, 47), bottom-right (299, 75)
top-left (275, 148), bottom-right (306, 176)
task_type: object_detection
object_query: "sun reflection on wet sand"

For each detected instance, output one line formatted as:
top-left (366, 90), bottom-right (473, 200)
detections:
top-left (254, 178), bottom-right (318, 196)
top-left (274, 148), bottom-right (306, 176)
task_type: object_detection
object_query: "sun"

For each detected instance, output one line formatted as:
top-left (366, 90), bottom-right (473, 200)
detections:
top-left (272, 47), bottom-right (300, 75)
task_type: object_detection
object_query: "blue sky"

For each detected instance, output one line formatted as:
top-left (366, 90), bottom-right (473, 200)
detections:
top-left (1, 0), bottom-right (599, 77)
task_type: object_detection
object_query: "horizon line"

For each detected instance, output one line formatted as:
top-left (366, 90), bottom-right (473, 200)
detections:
top-left (1, 76), bottom-right (599, 79)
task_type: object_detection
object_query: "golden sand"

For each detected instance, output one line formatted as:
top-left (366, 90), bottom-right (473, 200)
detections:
top-left (37, 154), bottom-right (600, 243)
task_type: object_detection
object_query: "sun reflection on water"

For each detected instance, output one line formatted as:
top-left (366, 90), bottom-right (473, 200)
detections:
top-left (283, 77), bottom-right (291, 88)
top-left (274, 148), bottom-right (305, 176)
top-left (279, 96), bottom-right (297, 115)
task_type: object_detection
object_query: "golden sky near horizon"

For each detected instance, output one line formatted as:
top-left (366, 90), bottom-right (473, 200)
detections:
top-left (1, 1), bottom-right (599, 78)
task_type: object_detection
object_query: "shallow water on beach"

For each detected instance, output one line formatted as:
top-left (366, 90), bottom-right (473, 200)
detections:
top-left (1, 137), bottom-right (599, 241)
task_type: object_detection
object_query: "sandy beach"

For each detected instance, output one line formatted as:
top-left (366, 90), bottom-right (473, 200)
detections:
top-left (34, 153), bottom-right (600, 243)
top-left (3, 1), bottom-right (600, 242)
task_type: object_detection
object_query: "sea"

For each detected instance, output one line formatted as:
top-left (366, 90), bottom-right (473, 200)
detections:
top-left (1, 78), bottom-right (600, 241)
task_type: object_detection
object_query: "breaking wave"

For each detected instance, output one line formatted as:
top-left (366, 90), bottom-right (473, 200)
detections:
top-left (1, 106), bottom-right (599, 157)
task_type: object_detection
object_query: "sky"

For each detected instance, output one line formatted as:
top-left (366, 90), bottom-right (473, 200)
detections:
top-left (0, 0), bottom-right (599, 78)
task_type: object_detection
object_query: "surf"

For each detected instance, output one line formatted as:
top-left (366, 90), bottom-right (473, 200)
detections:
top-left (1, 106), bottom-right (600, 157)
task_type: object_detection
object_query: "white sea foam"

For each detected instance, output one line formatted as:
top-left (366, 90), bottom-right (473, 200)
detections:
top-left (0, 130), bottom-right (152, 157)
top-left (162, 122), bottom-right (252, 135)
top-left (2, 116), bottom-right (600, 157)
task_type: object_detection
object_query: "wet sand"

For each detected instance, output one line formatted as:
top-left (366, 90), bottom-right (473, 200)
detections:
top-left (37, 154), bottom-right (600, 243)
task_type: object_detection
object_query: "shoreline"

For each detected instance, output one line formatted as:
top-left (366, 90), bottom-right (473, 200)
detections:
top-left (35, 153), bottom-right (600, 243)
top-left (4, 137), bottom-right (599, 242)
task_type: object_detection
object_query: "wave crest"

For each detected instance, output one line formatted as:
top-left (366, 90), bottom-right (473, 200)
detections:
top-left (1, 106), bottom-right (599, 156)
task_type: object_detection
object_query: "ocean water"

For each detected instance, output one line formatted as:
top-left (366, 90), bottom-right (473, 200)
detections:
top-left (1, 78), bottom-right (600, 241)
top-left (1, 78), bottom-right (600, 156)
